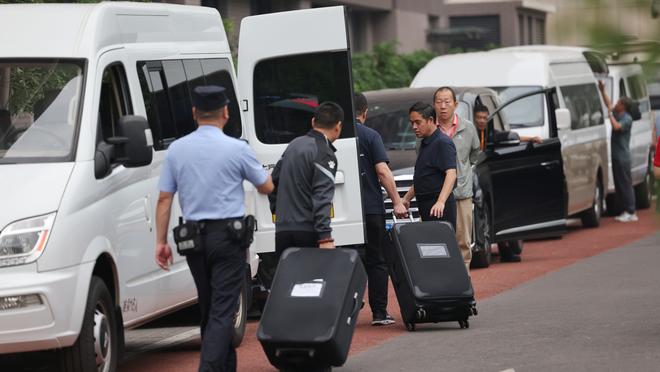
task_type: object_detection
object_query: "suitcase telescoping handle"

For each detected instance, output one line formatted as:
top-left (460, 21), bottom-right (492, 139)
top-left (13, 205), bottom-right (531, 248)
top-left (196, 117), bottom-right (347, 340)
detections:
top-left (391, 209), bottom-right (414, 224)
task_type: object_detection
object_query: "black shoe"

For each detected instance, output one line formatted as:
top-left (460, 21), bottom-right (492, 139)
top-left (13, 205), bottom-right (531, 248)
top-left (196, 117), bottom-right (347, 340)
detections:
top-left (372, 312), bottom-right (395, 326)
top-left (501, 254), bottom-right (521, 263)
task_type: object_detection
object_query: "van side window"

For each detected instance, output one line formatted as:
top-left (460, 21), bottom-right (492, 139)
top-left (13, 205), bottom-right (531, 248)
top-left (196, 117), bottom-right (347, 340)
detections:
top-left (98, 64), bottom-right (132, 143)
top-left (619, 79), bottom-right (627, 98)
top-left (560, 84), bottom-right (604, 130)
top-left (137, 58), bottom-right (242, 150)
top-left (626, 75), bottom-right (650, 113)
top-left (200, 59), bottom-right (242, 139)
top-left (253, 51), bottom-right (355, 144)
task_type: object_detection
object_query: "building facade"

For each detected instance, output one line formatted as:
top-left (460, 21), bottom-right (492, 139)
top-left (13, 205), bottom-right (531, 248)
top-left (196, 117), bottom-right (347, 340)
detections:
top-left (164, 0), bottom-right (556, 53)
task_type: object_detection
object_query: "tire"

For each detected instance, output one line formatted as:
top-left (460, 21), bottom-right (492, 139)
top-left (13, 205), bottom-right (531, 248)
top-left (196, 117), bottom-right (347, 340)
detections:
top-left (580, 179), bottom-right (603, 228)
top-left (59, 276), bottom-right (117, 372)
top-left (232, 275), bottom-right (248, 348)
top-left (498, 239), bottom-right (523, 257)
top-left (470, 202), bottom-right (491, 269)
top-left (635, 166), bottom-right (653, 209)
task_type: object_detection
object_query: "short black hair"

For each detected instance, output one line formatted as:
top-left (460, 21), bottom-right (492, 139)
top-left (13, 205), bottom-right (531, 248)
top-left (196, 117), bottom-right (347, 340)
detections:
top-left (409, 101), bottom-right (436, 121)
top-left (619, 96), bottom-right (634, 113)
top-left (433, 86), bottom-right (457, 102)
top-left (473, 104), bottom-right (489, 116)
top-left (314, 101), bottom-right (344, 129)
top-left (354, 93), bottom-right (368, 116)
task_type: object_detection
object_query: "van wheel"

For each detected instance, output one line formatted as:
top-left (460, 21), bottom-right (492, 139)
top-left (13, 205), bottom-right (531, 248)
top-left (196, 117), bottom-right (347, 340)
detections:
top-left (59, 277), bottom-right (117, 372)
top-left (471, 202), bottom-right (491, 269)
top-left (635, 166), bottom-right (652, 209)
top-left (581, 180), bottom-right (603, 228)
top-left (232, 276), bottom-right (248, 348)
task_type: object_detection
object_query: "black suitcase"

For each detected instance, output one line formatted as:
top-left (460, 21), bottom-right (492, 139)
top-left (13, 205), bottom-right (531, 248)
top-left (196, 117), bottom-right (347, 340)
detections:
top-left (386, 220), bottom-right (477, 331)
top-left (258, 248), bottom-right (367, 371)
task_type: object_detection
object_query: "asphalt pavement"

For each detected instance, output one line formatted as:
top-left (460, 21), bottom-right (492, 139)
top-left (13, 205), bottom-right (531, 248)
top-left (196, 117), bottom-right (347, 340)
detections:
top-left (339, 232), bottom-right (660, 372)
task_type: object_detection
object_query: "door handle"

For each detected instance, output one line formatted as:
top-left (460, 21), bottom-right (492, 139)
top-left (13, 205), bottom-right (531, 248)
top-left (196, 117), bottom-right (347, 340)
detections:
top-left (541, 160), bottom-right (559, 169)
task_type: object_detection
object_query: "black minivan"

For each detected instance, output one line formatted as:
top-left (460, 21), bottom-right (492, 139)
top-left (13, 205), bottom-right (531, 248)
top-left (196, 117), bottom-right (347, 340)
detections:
top-left (363, 87), bottom-right (567, 268)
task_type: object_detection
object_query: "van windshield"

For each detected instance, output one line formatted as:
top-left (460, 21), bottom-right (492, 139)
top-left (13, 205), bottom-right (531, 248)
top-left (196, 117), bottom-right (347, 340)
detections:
top-left (492, 86), bottom-right (544, 128)
top-left (0, 60), bottom-right (84, 164)
top-left (365, 100), bottom-right (418, 150)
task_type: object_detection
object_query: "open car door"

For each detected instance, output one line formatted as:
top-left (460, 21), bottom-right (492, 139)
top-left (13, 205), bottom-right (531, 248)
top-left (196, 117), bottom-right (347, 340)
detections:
top-left (477, 89), bottom-right (567, 241)
top-left (237, 6), bottom-right (364, 253)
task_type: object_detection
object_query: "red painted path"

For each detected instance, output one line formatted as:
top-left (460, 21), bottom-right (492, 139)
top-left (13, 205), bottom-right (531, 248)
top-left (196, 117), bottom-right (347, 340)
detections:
top-left (121, 208), bottom-right (659, 372)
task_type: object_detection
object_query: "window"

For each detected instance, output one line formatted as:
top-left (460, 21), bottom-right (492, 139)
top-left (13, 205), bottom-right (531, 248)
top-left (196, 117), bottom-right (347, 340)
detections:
top-left (137, 58), bottom-right (241, 150)
top-left (626, 75), bottom-right (650, 113)
top-left (449, 15), bottom-right (501, 50)
top-left (0, 59), bottom-right (84, 164)
top-left (253, 51), bottom-right (355, 144)
top-left (365, 100), bottom-right (419, 151)
top-left (98, 64), bottom-right (132, 143)
top-left (200, 59), bottom-right (242, 139)
top-left (492, 86), bottom-right (544, 128)
top-left (626, 75), bottom-right (647, 100)
top-left (619, 78), bottom-right (627, 98)
top-left (560, 83), bottom-right (604, 130)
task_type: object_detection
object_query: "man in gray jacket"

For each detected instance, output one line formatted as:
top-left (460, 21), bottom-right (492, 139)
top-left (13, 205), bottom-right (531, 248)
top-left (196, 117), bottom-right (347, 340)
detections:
top-left (434, 87), bottom-right (481, 272)
top-left (269, 102), bottom-right (343, 257)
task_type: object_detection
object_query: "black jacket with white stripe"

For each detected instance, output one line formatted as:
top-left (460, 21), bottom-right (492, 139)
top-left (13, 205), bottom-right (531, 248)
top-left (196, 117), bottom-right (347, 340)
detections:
top-left (269, 129), bottom-right (338, 240)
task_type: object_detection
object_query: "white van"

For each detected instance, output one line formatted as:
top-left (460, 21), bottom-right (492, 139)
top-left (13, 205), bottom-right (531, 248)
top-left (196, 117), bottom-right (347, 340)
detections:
top-left (411, 46), bottom-right (610, 227)
top-left (0, 3), bottom-right (364, 370)
top-left (602, 63), bottom-right (655, 210)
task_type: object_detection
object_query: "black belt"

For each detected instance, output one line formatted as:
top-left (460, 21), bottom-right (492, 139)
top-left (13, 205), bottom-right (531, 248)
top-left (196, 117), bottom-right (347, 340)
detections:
top-left (193, 217), bottom-right (243, 233)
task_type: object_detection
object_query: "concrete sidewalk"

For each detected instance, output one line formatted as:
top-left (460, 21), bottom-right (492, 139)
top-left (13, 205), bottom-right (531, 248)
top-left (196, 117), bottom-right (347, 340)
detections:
top-left (340, 233), bottom-right (660, 372)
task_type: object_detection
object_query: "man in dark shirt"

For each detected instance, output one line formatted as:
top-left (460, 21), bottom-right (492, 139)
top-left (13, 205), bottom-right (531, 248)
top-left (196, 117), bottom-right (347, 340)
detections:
top-left (355, 93), bottom-right (407, 326)
top-left (598, 81), bottom-right (637, 222)
top-left (403, 102), bottom-right (457, 229)
top-left (270, 102), bottom-right (343, 256)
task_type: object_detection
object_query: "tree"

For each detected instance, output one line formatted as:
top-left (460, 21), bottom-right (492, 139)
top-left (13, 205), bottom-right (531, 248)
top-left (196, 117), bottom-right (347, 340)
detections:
top-left (352, 42), bottom-right (436, 93)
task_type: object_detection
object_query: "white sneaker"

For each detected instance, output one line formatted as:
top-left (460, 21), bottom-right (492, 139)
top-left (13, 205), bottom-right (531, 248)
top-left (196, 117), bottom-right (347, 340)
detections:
top-left (615, 212), bottom-right (638, 222)
top-left (614, 212), bottom-right (630, 222)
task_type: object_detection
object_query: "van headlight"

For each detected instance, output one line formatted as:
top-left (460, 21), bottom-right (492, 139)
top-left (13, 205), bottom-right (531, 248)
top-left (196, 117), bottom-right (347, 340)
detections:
top-left (0, 213), bottom-right (56, 268)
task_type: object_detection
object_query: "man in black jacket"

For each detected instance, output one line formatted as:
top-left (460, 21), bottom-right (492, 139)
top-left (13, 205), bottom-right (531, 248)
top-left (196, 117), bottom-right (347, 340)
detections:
top-left (270, 102), bottom-right (343, 256)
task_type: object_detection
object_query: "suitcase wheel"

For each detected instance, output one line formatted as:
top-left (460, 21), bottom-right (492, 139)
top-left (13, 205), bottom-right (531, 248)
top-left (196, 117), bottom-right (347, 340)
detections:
top-left (458, 319), bottom-right (470, 329)
top-left (405, 322), bottom-right (416, 332)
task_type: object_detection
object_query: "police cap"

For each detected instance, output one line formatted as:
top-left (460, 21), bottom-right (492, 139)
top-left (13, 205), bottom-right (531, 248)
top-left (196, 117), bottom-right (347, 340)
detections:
top-left (192, 85), bottom-right (230, 111)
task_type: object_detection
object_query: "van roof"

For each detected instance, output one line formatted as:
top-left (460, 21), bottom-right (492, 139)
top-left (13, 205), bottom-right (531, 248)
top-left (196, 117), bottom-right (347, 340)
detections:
top-left (0, 2), bottom-right (229, 59)
top-left (411, 45), bottom-right (590, 88)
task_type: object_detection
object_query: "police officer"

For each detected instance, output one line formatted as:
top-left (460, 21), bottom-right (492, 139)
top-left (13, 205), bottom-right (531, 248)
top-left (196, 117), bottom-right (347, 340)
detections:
top-left (403, 102), bottom-right (457, 228)
top-left (354, 93), bottom-right (407, 326)
top-left (269, 102), bottom-right (343, 256)
top-left (155, 85), bottom-right (274, 372)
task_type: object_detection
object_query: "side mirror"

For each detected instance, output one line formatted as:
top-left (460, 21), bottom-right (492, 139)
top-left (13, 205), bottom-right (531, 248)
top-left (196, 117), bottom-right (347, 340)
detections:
top-left (108, 115), bottom-right (153, 168)
top-left (494, 130), bottom-right (521, 147)
top-left (556, 108), bottom-right (571, 131)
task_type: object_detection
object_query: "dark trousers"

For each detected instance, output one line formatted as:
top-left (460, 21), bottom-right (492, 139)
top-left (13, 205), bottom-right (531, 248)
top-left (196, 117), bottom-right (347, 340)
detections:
top-left (613, 158), bottom-right (636, 214)
top-left (275, 230), bottom-right (319, 259)
top-left (364, 214), bottom-right (389, 315)
top-left (186, 226), bottom-right (245, 372)
top-left (418, 194), bottom-right (457, 231)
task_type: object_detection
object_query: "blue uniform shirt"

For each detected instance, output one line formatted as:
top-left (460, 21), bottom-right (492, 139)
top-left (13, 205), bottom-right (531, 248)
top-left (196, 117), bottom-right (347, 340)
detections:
top-left (158, 125), bottom-right (268, 220)
top-left (356, 122), bottom-right (389, 215)
top-left (413, 129), bottom-right (457, 199)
